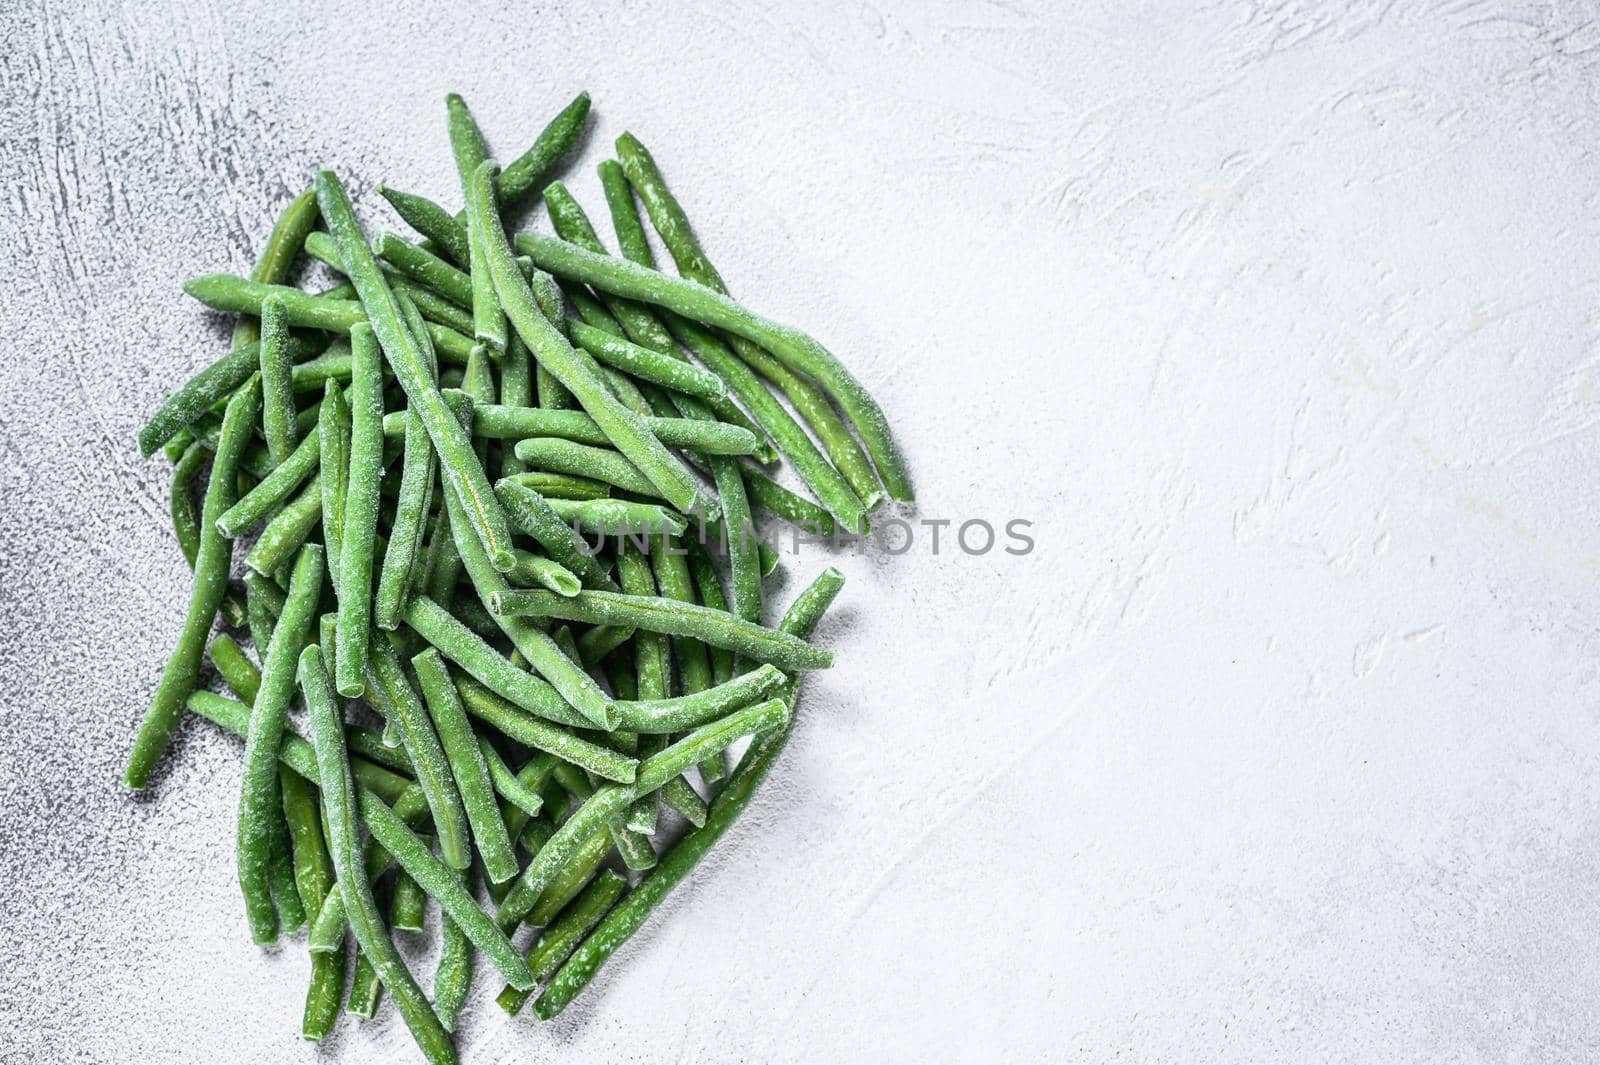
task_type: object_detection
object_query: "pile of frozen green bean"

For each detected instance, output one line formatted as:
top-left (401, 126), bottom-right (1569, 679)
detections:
top-left (123, 91), bottom-right (910, 1063)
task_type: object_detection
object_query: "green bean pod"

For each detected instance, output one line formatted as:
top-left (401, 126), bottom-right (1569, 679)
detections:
top-left (334, 323), bottom-right (383, 696)
top-left (182, 275), bottom-right (476, 363)
top-left (413, 648), bottom-right (520, 884)
top-left (487, 588), bottom-right (830, 672)
top-left (614, 133), bottom-right (885, 510)
top-left (125, 378), bottom-right (260, 789)
top-left (238, 542), bottom-right (324, 943)
top-left (378, 185), bottom-right (469, 265)
top-left (496, 868), bottom-right (624, 1015)
top-left (364, 634), bottom-right (473, 872)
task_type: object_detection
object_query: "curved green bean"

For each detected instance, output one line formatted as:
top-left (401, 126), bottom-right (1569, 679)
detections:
top-left (433, 870), bottom-right (473, 1031)
top-left (238, 542), bottom-right (324, 943)
top-left (515, 231), bottom-right (912, 502)
top-left (297, 645), bottom-right (458, 1065)
top-left (126, 378), bottom-right (259, 789)
top-left (488, 588), bottom-right (830, 672)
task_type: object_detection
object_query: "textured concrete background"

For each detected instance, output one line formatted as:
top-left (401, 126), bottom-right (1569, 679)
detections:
top-left (4, 1), bottom-right (1600, 1061)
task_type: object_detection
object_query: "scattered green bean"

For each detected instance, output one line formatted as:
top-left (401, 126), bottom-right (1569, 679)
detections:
top-left (126, 378), bottom-right (260, 789)
top-left (334, 323), bottom-right (383, 696)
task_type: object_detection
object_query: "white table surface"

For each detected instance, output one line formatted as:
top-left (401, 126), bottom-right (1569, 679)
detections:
top-left (3, 1), bottom-right (1598, 1061)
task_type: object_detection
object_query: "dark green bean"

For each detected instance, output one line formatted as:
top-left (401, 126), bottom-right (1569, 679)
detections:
top-left (182, 275), bottom-right (476, 363)
top-left (208, 633), bottom-right (261, 704)
top-left (436, 461), bottom-right (618, 730)
top-left (537, 495), bottom-right (687, 539)
top-left (258, 296), bottom-right (296, 469)
top-left (506, 548), bottom-right (582, 596)
top-left (319, 382), bottom-right (351, 581)
top-left (391, 866), bottom-right (427, 933)
top-left (374, 409), bottom-right (435, 632)
top-left (404, 595), bottom-right (592, 730)
top-left (297, 645), bottom-right (458, 1065)
top-left (373, 232), bottom-right (472, 308)
top-left (493, 91), bottom-right (591, 209)
top-left (413, 648), bottom-right (519, 884)
top-left (513, 437), bottom-right (660, 498)
top-left (566, 319), bottom-right (726, 399)
top-left (217, 421), bottom-right (320, 537)
top-left (137, 336), bottom-right (314, 459)
top-left (452, 671), bottom-right (637, 783)
top-left (334, 323), bottom-right (383, 696)
top-left (378, 185), bottom-right (469, 265)
top-left (615, 133), bottom-right (885, 510)
top-left (280, 762), bottom-right (335, 927)
top-left (470, 403), bottom-right (759, 455)
top-left (126, 379), bottom-right (260, 789)
top-left (238, 542), bottom-right (324, 942)
top-left (364, 633), bottom-right (473, 872)
top-left (243, 469), bottom-right (323, 579)
top-left (478, 736), bottom-right (544, 817)
top-left (495, 479), bottom-right (618, 591)
top-left (496, 868), bottom-right (624, 1015)
top-left (446, 94), bottom-right (510, 357)
top-left (433, 869), bottom-right (473, 1031)
top-left (231, 186), bottom-right (319, 354)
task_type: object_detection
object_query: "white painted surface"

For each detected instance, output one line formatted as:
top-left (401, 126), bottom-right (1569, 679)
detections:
top-left (3, 2), bottom-right (1599, 1061)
